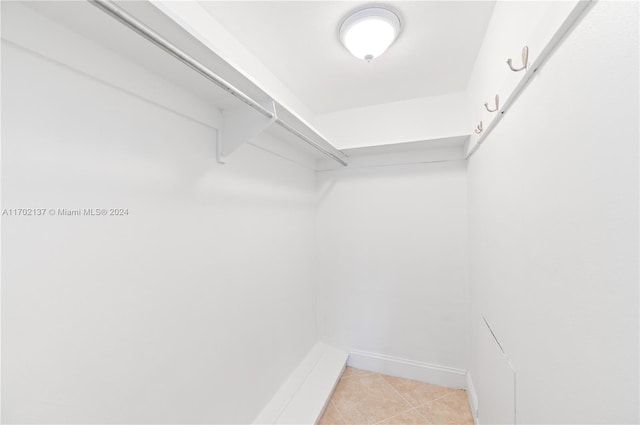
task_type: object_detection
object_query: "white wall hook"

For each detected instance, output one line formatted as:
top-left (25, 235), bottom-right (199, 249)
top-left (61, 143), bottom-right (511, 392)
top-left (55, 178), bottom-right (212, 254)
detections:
top-left (507, 46), bottom-right (529, 72)
top-left (484, 95), bottom-right (500, 113)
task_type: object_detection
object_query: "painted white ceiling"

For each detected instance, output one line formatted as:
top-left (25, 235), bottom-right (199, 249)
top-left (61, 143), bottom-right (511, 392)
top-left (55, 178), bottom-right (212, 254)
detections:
top-left (200, 1), bottom-right (495, 114)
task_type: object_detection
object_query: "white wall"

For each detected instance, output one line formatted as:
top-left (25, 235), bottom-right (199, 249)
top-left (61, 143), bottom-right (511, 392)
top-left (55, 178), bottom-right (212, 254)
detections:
top-left (467, 1), bottom-right (639, 423)
top-left (314, 92), bottom-right (469, 149)
top-left (316, 161), bottom-right (470, 373)
top-left (1, 4), bottom-right (318, 423)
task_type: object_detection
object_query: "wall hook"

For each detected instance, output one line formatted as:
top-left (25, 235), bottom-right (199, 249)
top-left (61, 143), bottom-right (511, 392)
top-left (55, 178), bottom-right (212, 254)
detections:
top-left (484, 94), bottom-right (499, 113)
top-left (507, 46), bottom-right (528, 72)
top-left (474, 121), bottom-right (483, 134)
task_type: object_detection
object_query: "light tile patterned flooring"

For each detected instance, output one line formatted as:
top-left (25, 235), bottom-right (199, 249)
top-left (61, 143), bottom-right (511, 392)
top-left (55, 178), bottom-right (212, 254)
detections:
top-left (318, 367), bottom-right (474, 425)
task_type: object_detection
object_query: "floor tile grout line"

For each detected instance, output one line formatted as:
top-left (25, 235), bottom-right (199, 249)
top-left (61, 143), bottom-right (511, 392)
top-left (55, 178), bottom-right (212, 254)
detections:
top-left (368, 370), bottom-right (462, 423)
top-left (412, 389), bottom-right (470, 424)
top-left (415, 388), bottom-right (463, 409)
top-left (365, 371), bottom-right (412, 423)
top-left (378, 374), bottom-right (460, 425)
top-left (331, 372), bottom-right (384, 424)
top-left (329, 368), bottom-right (470, 425)
top-left (373, 406), bottom-right (433, 425)
top-left (336, 370), bottom-right (413, 424)
top-left (382, 386), bottom-right (463, 424)
top-left (379, 373), bottom-right (459, 412)
top-left (413, 407), bottom-right (433, 425)
top-left (376, 374), bottom-right (420, 422)
top-left (327, 377), bottom-right (351, 424)
top-left (329, 399), bottom-right (348, 424)
top-left (379, 375), bottom-right (415, 406)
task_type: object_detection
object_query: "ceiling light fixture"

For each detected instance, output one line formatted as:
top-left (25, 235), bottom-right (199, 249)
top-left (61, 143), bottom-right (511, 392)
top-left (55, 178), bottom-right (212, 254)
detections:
top-left (339, 7), bottom-right (401, 62)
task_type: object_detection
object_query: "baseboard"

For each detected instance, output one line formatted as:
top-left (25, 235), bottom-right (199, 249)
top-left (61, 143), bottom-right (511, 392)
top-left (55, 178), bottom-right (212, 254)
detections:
top-left (466, 371), bottom-right (479, 425)
top-left (347, 350), bottom-right (467, 389)
top-left (253, 342), bottom-right (347, 425)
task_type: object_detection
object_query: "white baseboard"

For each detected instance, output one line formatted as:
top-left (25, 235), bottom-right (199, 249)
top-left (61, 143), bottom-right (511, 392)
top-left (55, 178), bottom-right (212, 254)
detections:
top-left (347, 350), bottom-right (467, 389)
top-left (466, 371), bottom-right (479, 425)
top-left (253, 343), bottom-right (347, 425)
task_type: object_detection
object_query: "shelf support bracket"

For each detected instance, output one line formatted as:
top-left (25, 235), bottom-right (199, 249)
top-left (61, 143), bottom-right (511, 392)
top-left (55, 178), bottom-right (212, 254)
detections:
top-left (217, 99), bottom-right (277, 163)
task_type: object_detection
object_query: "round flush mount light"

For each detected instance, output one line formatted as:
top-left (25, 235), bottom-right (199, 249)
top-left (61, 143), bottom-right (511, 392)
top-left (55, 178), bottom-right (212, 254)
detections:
top-left (339, 6), bottom-right (401, 62)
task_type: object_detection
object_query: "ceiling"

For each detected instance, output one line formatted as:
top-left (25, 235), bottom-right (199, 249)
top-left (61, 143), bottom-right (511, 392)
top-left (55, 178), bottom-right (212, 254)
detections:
top-left (200, 1), bottom-right (495, 115)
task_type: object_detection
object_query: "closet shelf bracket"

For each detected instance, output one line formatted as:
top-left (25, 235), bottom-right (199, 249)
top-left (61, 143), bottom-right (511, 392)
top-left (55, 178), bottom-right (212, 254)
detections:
top-left (217, 99), bottom-right (277, 164)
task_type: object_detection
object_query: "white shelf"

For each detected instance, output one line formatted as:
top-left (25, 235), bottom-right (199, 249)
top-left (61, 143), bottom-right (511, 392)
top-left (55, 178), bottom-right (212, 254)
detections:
top-left (317, 135), bottom-right (469, 171)
top-left (23, 0), bottom-right (348, 167)
top-left (467, 1), bottom-right (593, 158)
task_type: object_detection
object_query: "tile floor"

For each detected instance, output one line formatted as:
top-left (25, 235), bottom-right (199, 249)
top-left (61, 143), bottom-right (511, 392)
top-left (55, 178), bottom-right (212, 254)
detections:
top-left (318, 367), bottom-right (474, 425)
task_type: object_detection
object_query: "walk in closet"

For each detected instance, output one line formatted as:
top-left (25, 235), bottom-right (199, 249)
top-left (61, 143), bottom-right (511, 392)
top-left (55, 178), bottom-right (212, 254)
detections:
top-left (1, 1), bottom-right (637, 424)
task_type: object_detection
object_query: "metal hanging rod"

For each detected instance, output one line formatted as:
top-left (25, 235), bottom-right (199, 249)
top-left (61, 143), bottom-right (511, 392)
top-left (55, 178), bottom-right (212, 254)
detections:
top-left (88, 0), bottom-right (348, 166)
top-left (275, 120), bottom-right (347, 166)
top-left (87, 0), bottom-right (272, 118)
